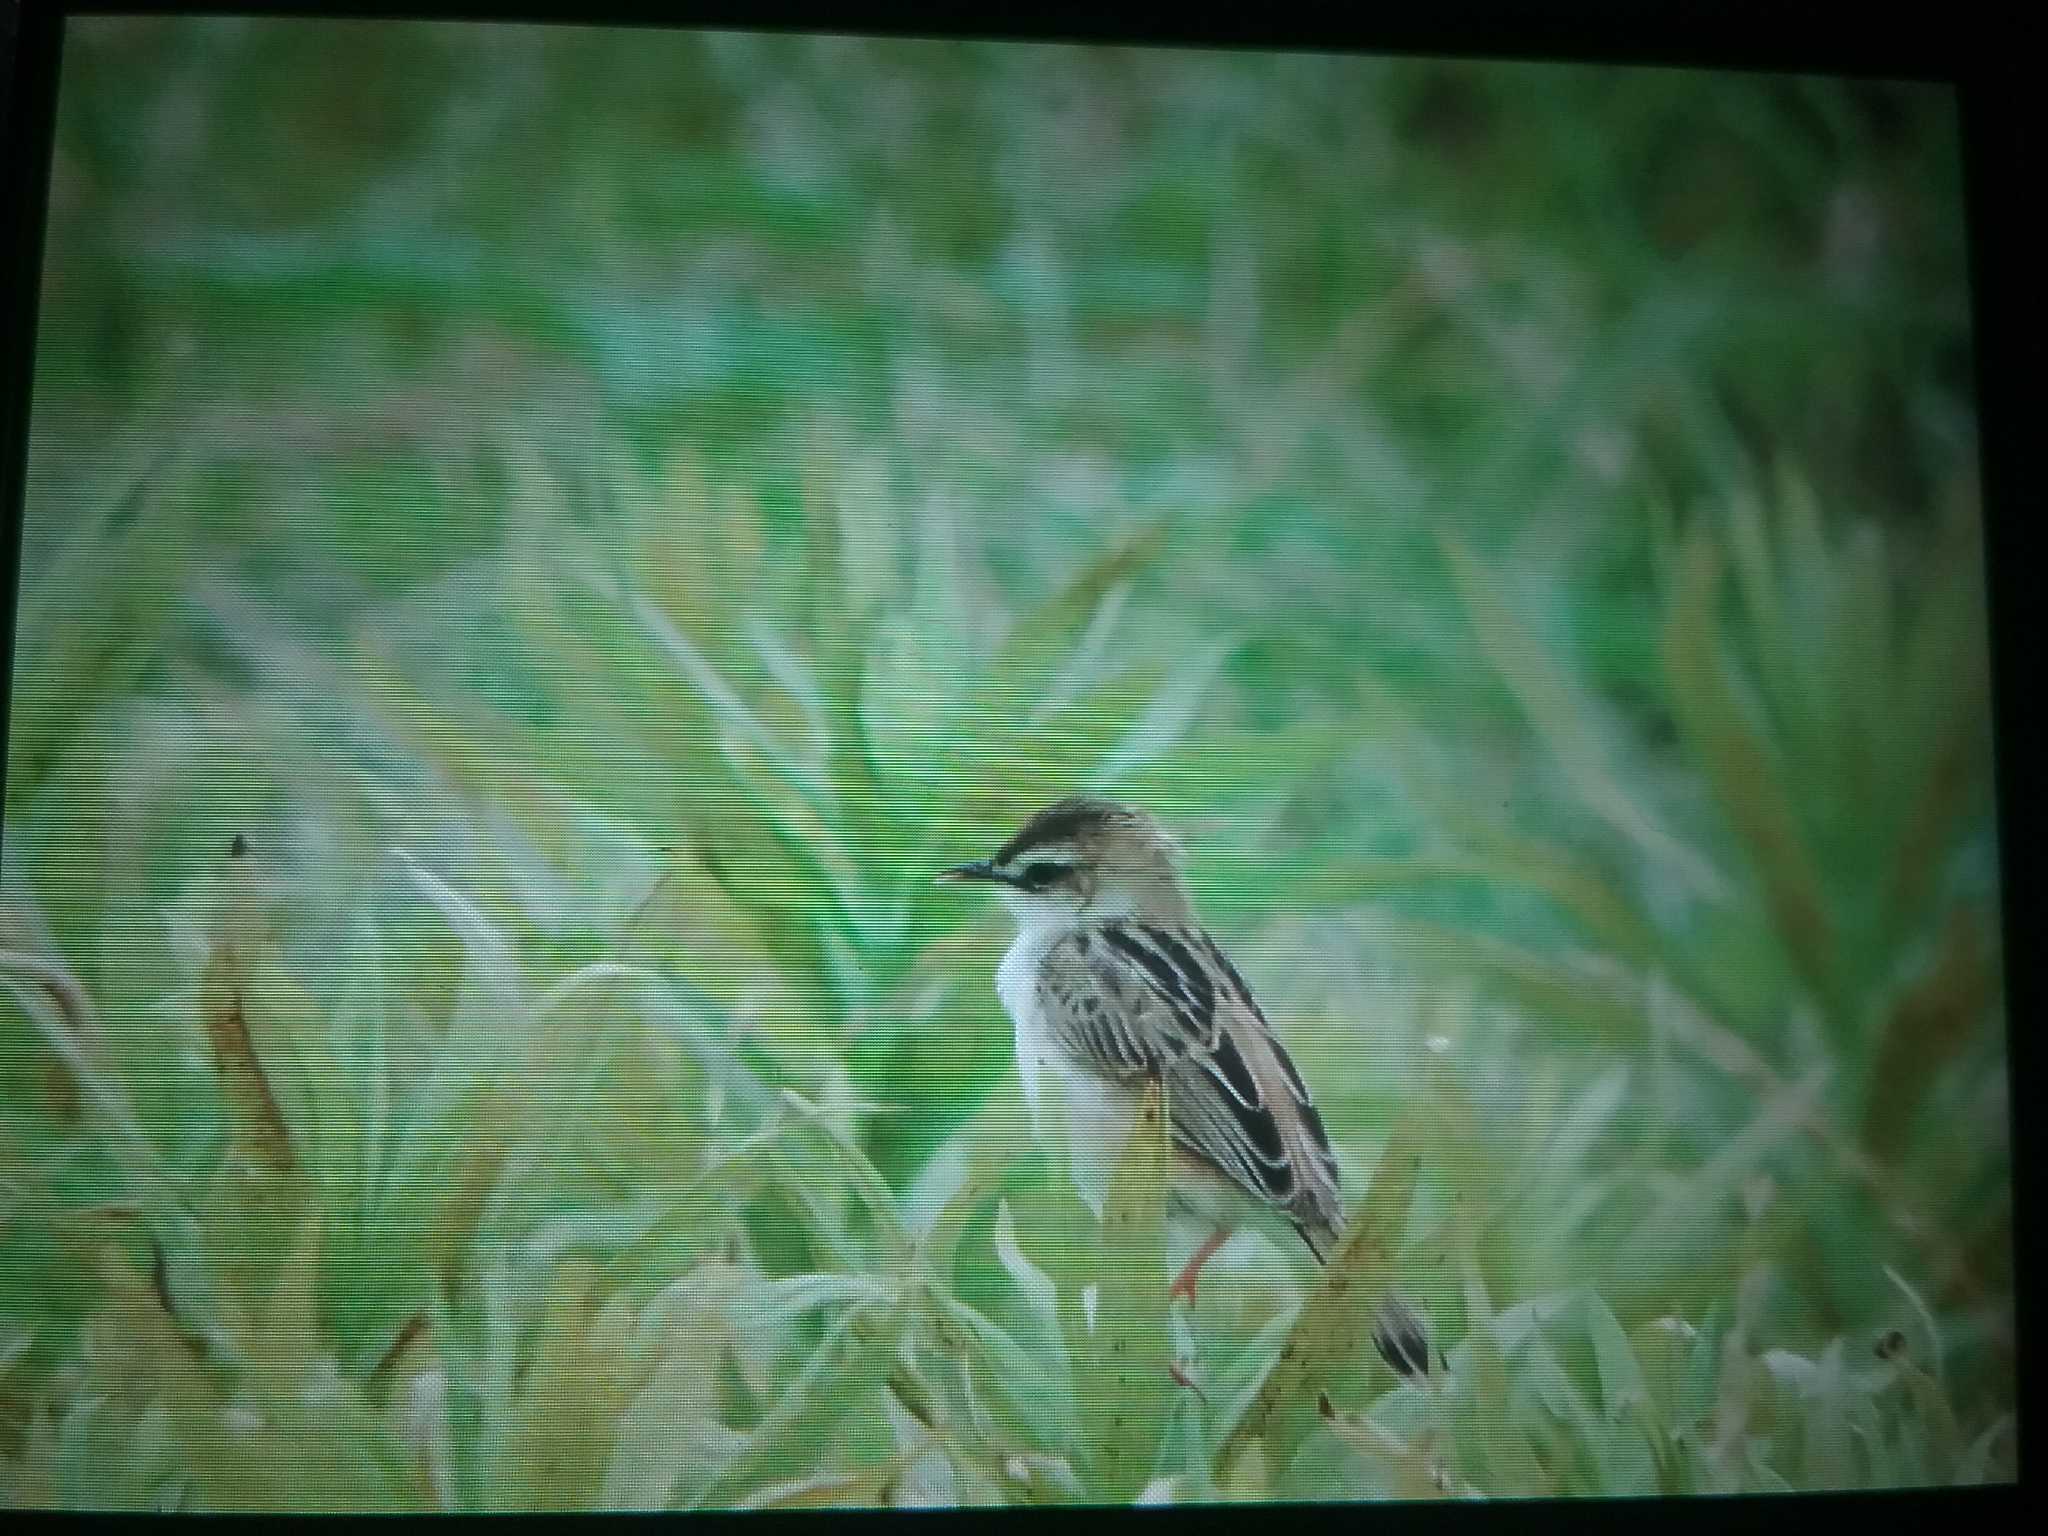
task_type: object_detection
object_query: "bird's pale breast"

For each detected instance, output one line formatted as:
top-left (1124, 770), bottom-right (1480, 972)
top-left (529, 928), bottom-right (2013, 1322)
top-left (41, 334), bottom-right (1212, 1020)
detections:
top-left (996, 921), bottom-right (1143, 1217)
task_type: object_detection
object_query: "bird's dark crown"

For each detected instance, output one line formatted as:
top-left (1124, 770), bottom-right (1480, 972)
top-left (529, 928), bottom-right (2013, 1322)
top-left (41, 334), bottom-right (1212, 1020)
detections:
top-left (994, 795), bottom-right (1135, 865)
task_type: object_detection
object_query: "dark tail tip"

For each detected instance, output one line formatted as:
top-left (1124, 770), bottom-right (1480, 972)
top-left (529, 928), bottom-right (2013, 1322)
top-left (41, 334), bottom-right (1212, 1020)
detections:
top-left (1297, 1225), bottom-right (1439, 1382)
top-left (1371, 1290), bottom-right (1436, 1381)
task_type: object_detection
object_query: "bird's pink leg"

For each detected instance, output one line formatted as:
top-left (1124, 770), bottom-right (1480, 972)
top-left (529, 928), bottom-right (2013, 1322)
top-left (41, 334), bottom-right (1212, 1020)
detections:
top-left (1167, 1224), bottom-right (1234, 1308)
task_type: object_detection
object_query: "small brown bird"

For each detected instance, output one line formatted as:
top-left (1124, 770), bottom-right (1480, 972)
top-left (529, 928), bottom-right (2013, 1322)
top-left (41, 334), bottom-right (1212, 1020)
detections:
top-left (939, 795), bottom-right (1433, 1379)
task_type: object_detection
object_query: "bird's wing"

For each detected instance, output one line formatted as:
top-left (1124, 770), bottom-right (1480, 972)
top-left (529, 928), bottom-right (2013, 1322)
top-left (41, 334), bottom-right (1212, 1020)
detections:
top-left (1037, 921), bottom-right (1343, 1233)
top-left (1034, 924), bottom-right (1188, 1079)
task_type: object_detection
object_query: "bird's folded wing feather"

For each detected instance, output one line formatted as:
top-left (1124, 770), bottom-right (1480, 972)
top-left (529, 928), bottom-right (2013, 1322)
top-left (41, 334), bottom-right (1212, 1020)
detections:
top-left (1036, 922), bottom-right (1341, 1222)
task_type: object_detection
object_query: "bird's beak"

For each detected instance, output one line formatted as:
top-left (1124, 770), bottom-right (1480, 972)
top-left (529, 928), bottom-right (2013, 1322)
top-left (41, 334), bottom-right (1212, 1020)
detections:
top-left (935, 858), bottom-right (1002, 887)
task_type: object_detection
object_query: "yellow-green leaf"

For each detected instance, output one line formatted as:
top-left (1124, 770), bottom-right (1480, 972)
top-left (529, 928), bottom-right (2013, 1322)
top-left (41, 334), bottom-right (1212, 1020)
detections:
top-left (1068, 1080), bottom-right (1172, 1501)
top-left (497, 1262), bottom-right (656, 1511)
top-left (1219, 1113), bottom-right (1423, 1478)
top-left (685, 1294), bottom-right (912, 1510)
top-left (1317, 1391), bottom-right (1455, 1500)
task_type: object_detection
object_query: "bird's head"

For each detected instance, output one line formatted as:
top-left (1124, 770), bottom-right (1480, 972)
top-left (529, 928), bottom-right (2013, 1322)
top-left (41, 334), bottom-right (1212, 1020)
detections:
top-left (936, 795), bottom-right (1192, 930)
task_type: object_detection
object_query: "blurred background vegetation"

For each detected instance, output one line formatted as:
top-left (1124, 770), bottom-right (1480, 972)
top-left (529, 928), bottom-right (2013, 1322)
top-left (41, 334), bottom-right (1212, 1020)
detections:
top-left (1, 17), bottom-right (2008, 1508)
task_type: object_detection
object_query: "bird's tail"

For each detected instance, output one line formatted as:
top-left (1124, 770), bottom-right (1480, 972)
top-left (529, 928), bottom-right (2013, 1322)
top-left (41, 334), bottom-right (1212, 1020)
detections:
top-left (1296, 1217), bottom-right (1439, 1382)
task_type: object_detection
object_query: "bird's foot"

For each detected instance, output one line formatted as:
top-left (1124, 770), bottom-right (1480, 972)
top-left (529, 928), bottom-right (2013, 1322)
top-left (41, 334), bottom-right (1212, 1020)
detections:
top-left (1167, 1224), bottom-right (1234, 1310)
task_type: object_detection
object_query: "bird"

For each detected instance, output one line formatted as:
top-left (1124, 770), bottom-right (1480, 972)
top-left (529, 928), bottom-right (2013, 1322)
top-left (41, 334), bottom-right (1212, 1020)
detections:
top-left (937, 794), bottom-right (1433, 1381)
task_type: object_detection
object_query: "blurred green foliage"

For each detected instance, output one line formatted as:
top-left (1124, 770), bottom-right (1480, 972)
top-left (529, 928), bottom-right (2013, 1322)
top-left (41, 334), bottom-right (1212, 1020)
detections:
top-left (1, 17), bottom-right (2008, 1508)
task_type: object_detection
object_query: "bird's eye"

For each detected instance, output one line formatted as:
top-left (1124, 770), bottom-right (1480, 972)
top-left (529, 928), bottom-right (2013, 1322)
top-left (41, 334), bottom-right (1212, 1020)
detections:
top-left (1017, 860), bottom-right (1069, 890)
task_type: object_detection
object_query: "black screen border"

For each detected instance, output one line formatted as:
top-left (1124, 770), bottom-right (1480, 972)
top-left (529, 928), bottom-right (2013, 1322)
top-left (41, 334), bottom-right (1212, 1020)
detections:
top-left (0, 3), bottom-right (2031, 1527)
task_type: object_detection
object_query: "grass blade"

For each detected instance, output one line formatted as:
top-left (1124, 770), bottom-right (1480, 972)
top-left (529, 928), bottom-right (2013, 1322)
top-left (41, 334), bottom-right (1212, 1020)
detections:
top-left (1218, 1113), bottom-right (1423, 1479)
top-left (1661, 532), bottom-right (1837, 1016)
top-left (1067, 1080), bottom-right (1172, 1501)
top-left (684, 1294), bottom-right (912, 1510)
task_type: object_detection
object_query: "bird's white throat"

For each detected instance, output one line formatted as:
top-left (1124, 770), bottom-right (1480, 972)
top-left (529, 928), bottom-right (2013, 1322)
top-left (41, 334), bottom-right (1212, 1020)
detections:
top-left (994, 918), bottom-right (1060, 1127)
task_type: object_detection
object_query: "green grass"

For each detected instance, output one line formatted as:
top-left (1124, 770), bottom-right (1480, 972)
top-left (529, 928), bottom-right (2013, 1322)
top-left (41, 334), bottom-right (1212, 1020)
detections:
top-left (1, 19), bottom-right (2010, 1508)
